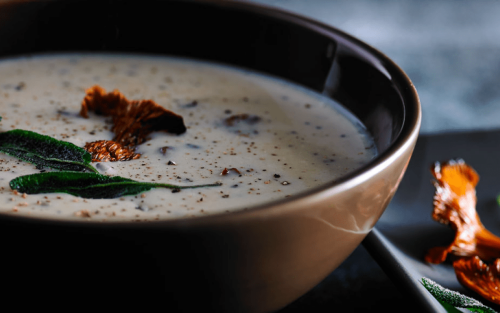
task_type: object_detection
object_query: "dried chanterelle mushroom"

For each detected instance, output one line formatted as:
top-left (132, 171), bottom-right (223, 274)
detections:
top-left (80, 85), bottom-right (186, 148)
top-left (426, 159), bottom-right (500, 305)
top-left (454, 256), bottom-right (500, 304)
top-left (84, 140), bottom-right (141, 162)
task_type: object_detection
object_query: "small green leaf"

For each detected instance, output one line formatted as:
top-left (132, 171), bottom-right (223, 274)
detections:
top-left (10, 172), bottom-right (222, 199)
top-left (438, 300), bottom-right (464, 313)
top-left (0, 129), bottom-right (97, 173)
top-left (421, 277), bottom-right (498, 313)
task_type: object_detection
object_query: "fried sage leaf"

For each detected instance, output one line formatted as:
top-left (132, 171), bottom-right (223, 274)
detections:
top-left (10, 172), bottom-right (221, 199)
top-left (0, 129), bottom-right (98, 173)
top-left (421, 277), bottom-right (497, 313)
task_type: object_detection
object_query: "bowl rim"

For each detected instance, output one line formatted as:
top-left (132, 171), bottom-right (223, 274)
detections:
top-left (0, 0), bottom-right (421, 228)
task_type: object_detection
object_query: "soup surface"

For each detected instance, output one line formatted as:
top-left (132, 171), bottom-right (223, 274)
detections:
top-left (0, 54), bottom-right (376, 221)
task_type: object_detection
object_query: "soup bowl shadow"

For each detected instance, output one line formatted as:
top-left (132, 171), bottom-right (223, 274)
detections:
top-left (0, 0), bottom-right (420, 312)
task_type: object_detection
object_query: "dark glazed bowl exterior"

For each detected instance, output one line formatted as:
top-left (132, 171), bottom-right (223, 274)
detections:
top-left (0, 1), bottom-right (420, 312)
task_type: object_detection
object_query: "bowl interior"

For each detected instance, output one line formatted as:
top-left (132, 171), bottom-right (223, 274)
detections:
top-left (0, 0), bottom-right (414, 160)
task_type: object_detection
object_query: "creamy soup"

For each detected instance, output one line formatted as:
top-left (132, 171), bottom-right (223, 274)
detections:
top-left (0, 54), bottom-right (377, 221)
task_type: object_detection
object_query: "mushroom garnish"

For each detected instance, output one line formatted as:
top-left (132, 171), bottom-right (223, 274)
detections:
top-left (80, 85), bottom-right (186, 148)
top-left (84, 140), bottom-right (140, 162)
top-left (426, 159), bottom-right (500, 263)
top-left (426, 159), bottom-right (500, 305)
top-left (453, 256), bottom-right (500, 304)
top-left (220, 167), bottom-right (241, 176)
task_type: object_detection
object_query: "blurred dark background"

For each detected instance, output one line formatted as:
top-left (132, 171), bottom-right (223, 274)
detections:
top-left (252, 0), bottom-right (500, 135)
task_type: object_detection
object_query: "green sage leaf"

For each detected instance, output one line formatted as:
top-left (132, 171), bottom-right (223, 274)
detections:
top-left (0, 129), bottom-right (97, 173)
top-left (10, 172), bottom-right (222, 199)
top-left (421, 277), bottom-right (497, 313)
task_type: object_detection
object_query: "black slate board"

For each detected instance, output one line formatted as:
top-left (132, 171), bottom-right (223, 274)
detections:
top-left (365, 130), bottom-right (500, 312)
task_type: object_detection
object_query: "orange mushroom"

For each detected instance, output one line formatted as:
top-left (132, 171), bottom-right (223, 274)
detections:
top-left (220, 167), bottom-right (241, 176)
top-left (426, 159), bottom-right (500, 305)
top-left (80, 85), bottom-right (186, 148)
top-left (84, 140), bottom-right (140, 162)
top-left (453, 256), bottom-right (500, 304)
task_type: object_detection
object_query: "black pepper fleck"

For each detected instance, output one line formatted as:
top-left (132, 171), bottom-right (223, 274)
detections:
top-left (15, 82), bottom-right (25, 91)
top-left (183, 100), bottom-right (198, 108)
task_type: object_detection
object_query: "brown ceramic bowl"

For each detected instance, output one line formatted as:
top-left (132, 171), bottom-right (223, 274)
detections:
top-left (0, 0), bottom-right (420, 312)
